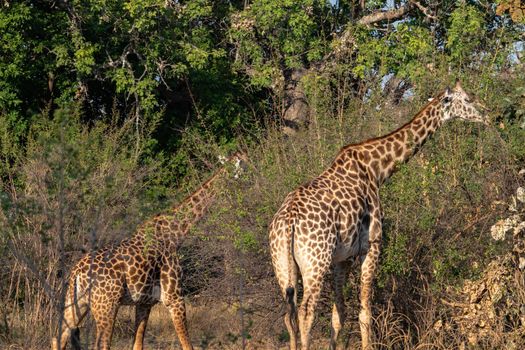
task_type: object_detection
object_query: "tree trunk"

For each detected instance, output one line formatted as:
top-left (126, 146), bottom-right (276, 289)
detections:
top-left (282, 68), bottom-right (310, 136)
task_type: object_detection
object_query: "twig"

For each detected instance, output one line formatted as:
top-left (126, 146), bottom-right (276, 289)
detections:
top-left (7, 241), bottom-right (55, 299)
top-left (411, 1), bottom-right (438, 21)
top-left (440, 299), bottom-right (469, 308)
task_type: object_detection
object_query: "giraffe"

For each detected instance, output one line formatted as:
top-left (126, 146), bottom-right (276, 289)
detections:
top-left (52, 152), bottom-right (247, 350)
top-left (269, 81), bottom-right (488, 350)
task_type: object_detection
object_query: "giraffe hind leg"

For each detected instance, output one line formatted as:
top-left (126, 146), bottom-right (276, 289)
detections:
top-left (297, 276), bottom-right (327, 350)
top-left (92, 301), bottom-right (119, 350)
top-left (160, 256), bottom-right (193, 350)
top-left (132, 304), bottom-right (152, 350)
top-left (295, 240), bottom-right (334, 350)
top-left (271, 235), bottom-right (299, 350)
top-left (52, 295), bottom-right (89, 350)
top-left (284, 284), bottom-right (299, 350)
top-left (166, 298), bottom-right (193, 350)
top-left (330, 260), bottom-right (352, 350)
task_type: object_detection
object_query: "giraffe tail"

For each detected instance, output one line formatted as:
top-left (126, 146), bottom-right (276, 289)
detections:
top-left (53, 271), bottom-right (82, 350)
top-left (286, 286), bottom-right (297, 329)
top-left (286, 214), bottom-right (298, 332)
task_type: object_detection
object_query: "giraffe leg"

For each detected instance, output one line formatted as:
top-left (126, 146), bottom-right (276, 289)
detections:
top-left (330, 260), bottom-right (351, 350)
top-left (166, 297), bottom-right (193, 350)
top-left (295, 250), bottom-right (332, 350)
top-left (271, 234), bottom-right (299, 350)
top-left (161, 256), bottom-right (193, 350)
top-left (132, 304), bottom-right (152, 350)
top-left (297, 272), bottom-right (329, 350)
top-left (283, 282), bottom-right (298, 350)
top-left (52, 287), bottom-right (89, 350)
top-left (296, 198), bottom-right (338, 350)
top-left (92, 301), bottom-right (119, 350)
top-left (358, 209), bottom-right (381, 350)
top-left (359, 241), bottom-right (379, 350)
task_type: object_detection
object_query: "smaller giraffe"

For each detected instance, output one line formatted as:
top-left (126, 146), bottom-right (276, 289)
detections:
top-left (52, 152), bottom-right (247, 350)
top-left (269, 81), bottom-right (488, 350)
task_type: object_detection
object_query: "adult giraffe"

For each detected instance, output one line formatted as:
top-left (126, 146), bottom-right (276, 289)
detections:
top-left (52, 153), bottom-right (247, 350)
top-left (269, 81), bottom-right (488, 349)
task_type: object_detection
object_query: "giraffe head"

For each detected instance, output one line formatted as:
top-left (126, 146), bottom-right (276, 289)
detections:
top-left (438, 80), bottom-right (489, 125)
top-left (218, 151), bottom-right (248, 179)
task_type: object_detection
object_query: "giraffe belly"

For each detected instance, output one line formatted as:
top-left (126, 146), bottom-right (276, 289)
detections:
top-left (333, 214), bottom-right (370, 263)
top-left (122, 280), bottom-right (161, 305)
top-left (333, 239), bottom-right (362, 263)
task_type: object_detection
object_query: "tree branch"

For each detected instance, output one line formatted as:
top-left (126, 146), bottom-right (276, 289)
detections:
top-left (357, 1), bottom-right (437, 25)
top-left (329, 1), bottom-right (437, 61)
top-left (357, 3), bottom-right (413, 25)
top-left (411, 1), bottom-right (438, 21)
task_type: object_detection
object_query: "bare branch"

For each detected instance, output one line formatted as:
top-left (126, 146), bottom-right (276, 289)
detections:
top-left (358, 3), bottom-right (413, 25)
top-left (330, 1), bottom-right (438, 61)
top-left (411, 1), bottom-right (438, 21)
top-left (8, 240), bottom-right (55, 299)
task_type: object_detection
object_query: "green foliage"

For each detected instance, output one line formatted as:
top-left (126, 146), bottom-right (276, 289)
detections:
top-left (378, 231), bottom-right (410, 286)
top-left (447, 3), bottom-right (487, 65)
top-left (497, 84), bottom-right (525, 161)
top-left (0, 2), bottom-right (68, 117)
top-left (0, 0), bottom-right (262, 184)
top-left (230, 0), bottom-right (331, 87)
top-left (1, 0), bottom-right (525, 346)
top-left (1, 105), bottom-right (166, 246)
top-left (431, 247), bottom-right (470, 286)
top-left (353, 23), bottom-right (434, 80)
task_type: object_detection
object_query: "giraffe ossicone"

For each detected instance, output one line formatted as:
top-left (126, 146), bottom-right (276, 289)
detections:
top-left (52, 152), bottom-right (247, 350)
top-left (269, 81), bottom-right (488, 350)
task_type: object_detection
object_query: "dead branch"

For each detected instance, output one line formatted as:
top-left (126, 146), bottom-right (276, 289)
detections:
top-left (358, 3), bottom-right (413, 25)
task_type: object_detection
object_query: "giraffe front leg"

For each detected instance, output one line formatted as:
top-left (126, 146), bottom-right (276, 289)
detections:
top-left (132, 304), bottom-right (152, 350)
top-left (359, 216), bottom-right (381, 350)
top-left (330, 260), bottom-right (351, 350)
top-left (359, 242), bottom-right (379, 350)
top-left (166, 297), bottom-right (193, 350)
top-left (161, 256), bottom-right (193, 350)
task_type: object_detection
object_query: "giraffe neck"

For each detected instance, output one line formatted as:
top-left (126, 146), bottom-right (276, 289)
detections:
top-left (169, 167), bottom-right (227, 236)
top-left (356, 99), bottom-right (444, 184)
top-left (137, 165), bottom-right (230, 248)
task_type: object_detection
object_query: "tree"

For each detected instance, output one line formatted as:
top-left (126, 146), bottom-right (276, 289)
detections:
top-left (229, 0), bottom-right (522, 134)
top-left (0, 0), bottom-right (261, 182)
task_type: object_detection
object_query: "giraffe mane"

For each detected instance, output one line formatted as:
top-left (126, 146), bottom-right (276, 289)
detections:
top-left (335, 89), bottom-right (447, 157)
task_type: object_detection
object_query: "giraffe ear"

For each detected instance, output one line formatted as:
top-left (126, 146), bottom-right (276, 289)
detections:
top-left (441, 87), bottom-right (452, 104)
top-left (218, 155), bottom-right (227, 165)
top-left (454, 79), bottom-right (461, 89)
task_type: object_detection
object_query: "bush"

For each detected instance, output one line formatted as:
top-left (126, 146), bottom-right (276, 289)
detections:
top-left (0, 106), bottom-right (167, 345)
